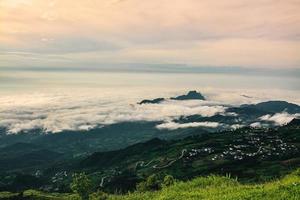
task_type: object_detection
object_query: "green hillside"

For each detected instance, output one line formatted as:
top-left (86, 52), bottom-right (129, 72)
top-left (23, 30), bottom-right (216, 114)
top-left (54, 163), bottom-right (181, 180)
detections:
top-left (77, 123), bottom-right (300, 193)
top-left (1, 123), bottom-right (299, 193)
top-left (1, 169), bottom-right (299, 200)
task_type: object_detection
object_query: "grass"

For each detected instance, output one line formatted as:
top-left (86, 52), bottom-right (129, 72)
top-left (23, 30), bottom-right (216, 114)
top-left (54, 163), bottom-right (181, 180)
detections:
top-left (1, 169), bottom-right (299, 200)
top-left (111, 169), bottom-right (300, 200)
top-left (0, 190), bottom-right (78, 200)
top-left (0, 192), bottom-right (19, 199)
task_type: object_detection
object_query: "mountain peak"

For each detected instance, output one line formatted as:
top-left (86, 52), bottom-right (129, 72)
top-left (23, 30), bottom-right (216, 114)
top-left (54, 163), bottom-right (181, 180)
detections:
top-left (286, 118), bottom-right (300, 127)
top-left (138, 90), bottom-right (205, 104)
top-left (171, 90), bottom-right (205, 100)
top-left (254, 101), bottom-right (300, 114)
top-left (138, 98), bottom-right (165, 105)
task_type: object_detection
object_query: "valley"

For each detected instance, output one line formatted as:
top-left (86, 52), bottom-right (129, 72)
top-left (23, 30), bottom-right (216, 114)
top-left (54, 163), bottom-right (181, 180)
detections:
top-left (0, 97), bottom-right (299, 198)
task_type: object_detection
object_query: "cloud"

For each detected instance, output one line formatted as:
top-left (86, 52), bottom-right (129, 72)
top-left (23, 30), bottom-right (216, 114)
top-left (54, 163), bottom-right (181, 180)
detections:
top-left (156, 121), bottom-right (221, 130)
top-left (250, 122), bottom-right (262, 128)
top-left (230, 124), bottom-right (244, 129)
top-left (0, 91), bottom-right (228, 134)
top-left (259, 112), bottom-right (296, 125)
top-left (0, 36), bottom-right (122, 54)
top-left (0, 88), bottom-right (299, 134)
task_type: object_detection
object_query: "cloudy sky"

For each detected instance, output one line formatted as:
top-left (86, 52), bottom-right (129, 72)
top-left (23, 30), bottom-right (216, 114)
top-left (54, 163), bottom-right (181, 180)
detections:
top-left (1, 0), bottom-right (300, 70)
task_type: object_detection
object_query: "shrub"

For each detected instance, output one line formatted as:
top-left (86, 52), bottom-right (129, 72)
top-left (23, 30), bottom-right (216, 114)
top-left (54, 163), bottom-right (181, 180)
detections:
top-left (136, 174), bottom-right (161, 192)
top-left (162, 175), bottom-right (175, 188)
top-left (70, 172), bottom-right (92, 200)
top-left (136, 181), bottom-right (148, 192)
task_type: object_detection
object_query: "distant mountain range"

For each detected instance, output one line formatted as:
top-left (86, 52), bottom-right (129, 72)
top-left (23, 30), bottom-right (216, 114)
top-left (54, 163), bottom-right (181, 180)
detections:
top-left (80, 121), bottom-right (300, 183)
top-left (0, 94), bottom-right (299, 192)
top-left (170, 90), bottom-right (206, 100)
top-left (241, 101), bottom-right (300, 114)
top-left (0, 120), bottom-right (299, 193)
top-left (0, 98), bottom-right (299, 157)
top-left (138, 90), bottom-right (205, 104)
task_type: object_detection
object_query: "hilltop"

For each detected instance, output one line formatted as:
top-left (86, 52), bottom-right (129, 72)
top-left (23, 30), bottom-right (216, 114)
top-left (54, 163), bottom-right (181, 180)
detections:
top-left (138, 90), bottom-right (205, 104)
top-left (170, 90), bottom-right (205, 100)
top-left (241, 101), bottom-right (300, 114)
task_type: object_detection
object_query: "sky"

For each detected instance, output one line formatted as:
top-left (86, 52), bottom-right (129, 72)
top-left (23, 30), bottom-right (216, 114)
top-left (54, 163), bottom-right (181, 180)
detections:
top-left (1, 1), bottom-right (300, 134)
top-left (0, 0), bottom-right (300, 70)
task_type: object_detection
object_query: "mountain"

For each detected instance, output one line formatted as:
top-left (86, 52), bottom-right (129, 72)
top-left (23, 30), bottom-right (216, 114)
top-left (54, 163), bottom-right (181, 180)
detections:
top-left (0, 142), bottom-right (41, 154)
top-left (0, 121), bottom-right (208, 159)
top-left (0, 143), bottom-right (62, 172)
top-left (77, 125), bottom-right (299, 184)
top-left (286, 118), bottom-right (300, 127)
top-left (80, 138), bottom-right (167, 169)
top-left (171, 90), bottom-right (205, 100)
top-left (0, 100), bottom-right (298, 165)
top-left (0, 99), bottom-right (299, 193)
top-left (138, 98), bottom-right (165, 104)
top-left (1, 124), bottom-right (296, 193)
top-left (241, 101), bottom-right (300, 114)
top-left (0, 116), bottom-right (299, 193)
top-left (138, 90), bottom-right (205, 104)
top-left (226, 105), bottom-right (270, 116)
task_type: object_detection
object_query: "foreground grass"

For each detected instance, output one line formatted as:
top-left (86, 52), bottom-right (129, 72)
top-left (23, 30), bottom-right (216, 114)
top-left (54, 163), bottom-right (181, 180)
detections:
top-left (111, 170), bottom-right (300, 200)
top-left (1, 170), bottom-right (300, 200)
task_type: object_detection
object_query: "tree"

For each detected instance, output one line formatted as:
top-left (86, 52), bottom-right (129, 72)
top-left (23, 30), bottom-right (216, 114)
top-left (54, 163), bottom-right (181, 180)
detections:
top-left (146, 174), bottom-right (161, 190)
top-left (136, 174), bottom-right (161, 192)
top-left (70, 172), bottom-right (92, 200)
top-left (136, 181), bottom-right (148, 192)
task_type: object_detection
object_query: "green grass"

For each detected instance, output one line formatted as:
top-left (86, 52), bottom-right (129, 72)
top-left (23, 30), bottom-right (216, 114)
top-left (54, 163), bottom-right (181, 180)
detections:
top-left (1, 169), bottom-right (299, 200)
top-left (0, 190), bottom-right (78, 200)
top-left (111, 169), bottom-right (300, 200)
top-left (0, 192), bottom-right (19, 199)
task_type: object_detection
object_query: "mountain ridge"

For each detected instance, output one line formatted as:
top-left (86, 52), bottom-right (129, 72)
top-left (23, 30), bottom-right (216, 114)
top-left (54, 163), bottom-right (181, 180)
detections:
top-left (138, 90), bottom-right (205, 104)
